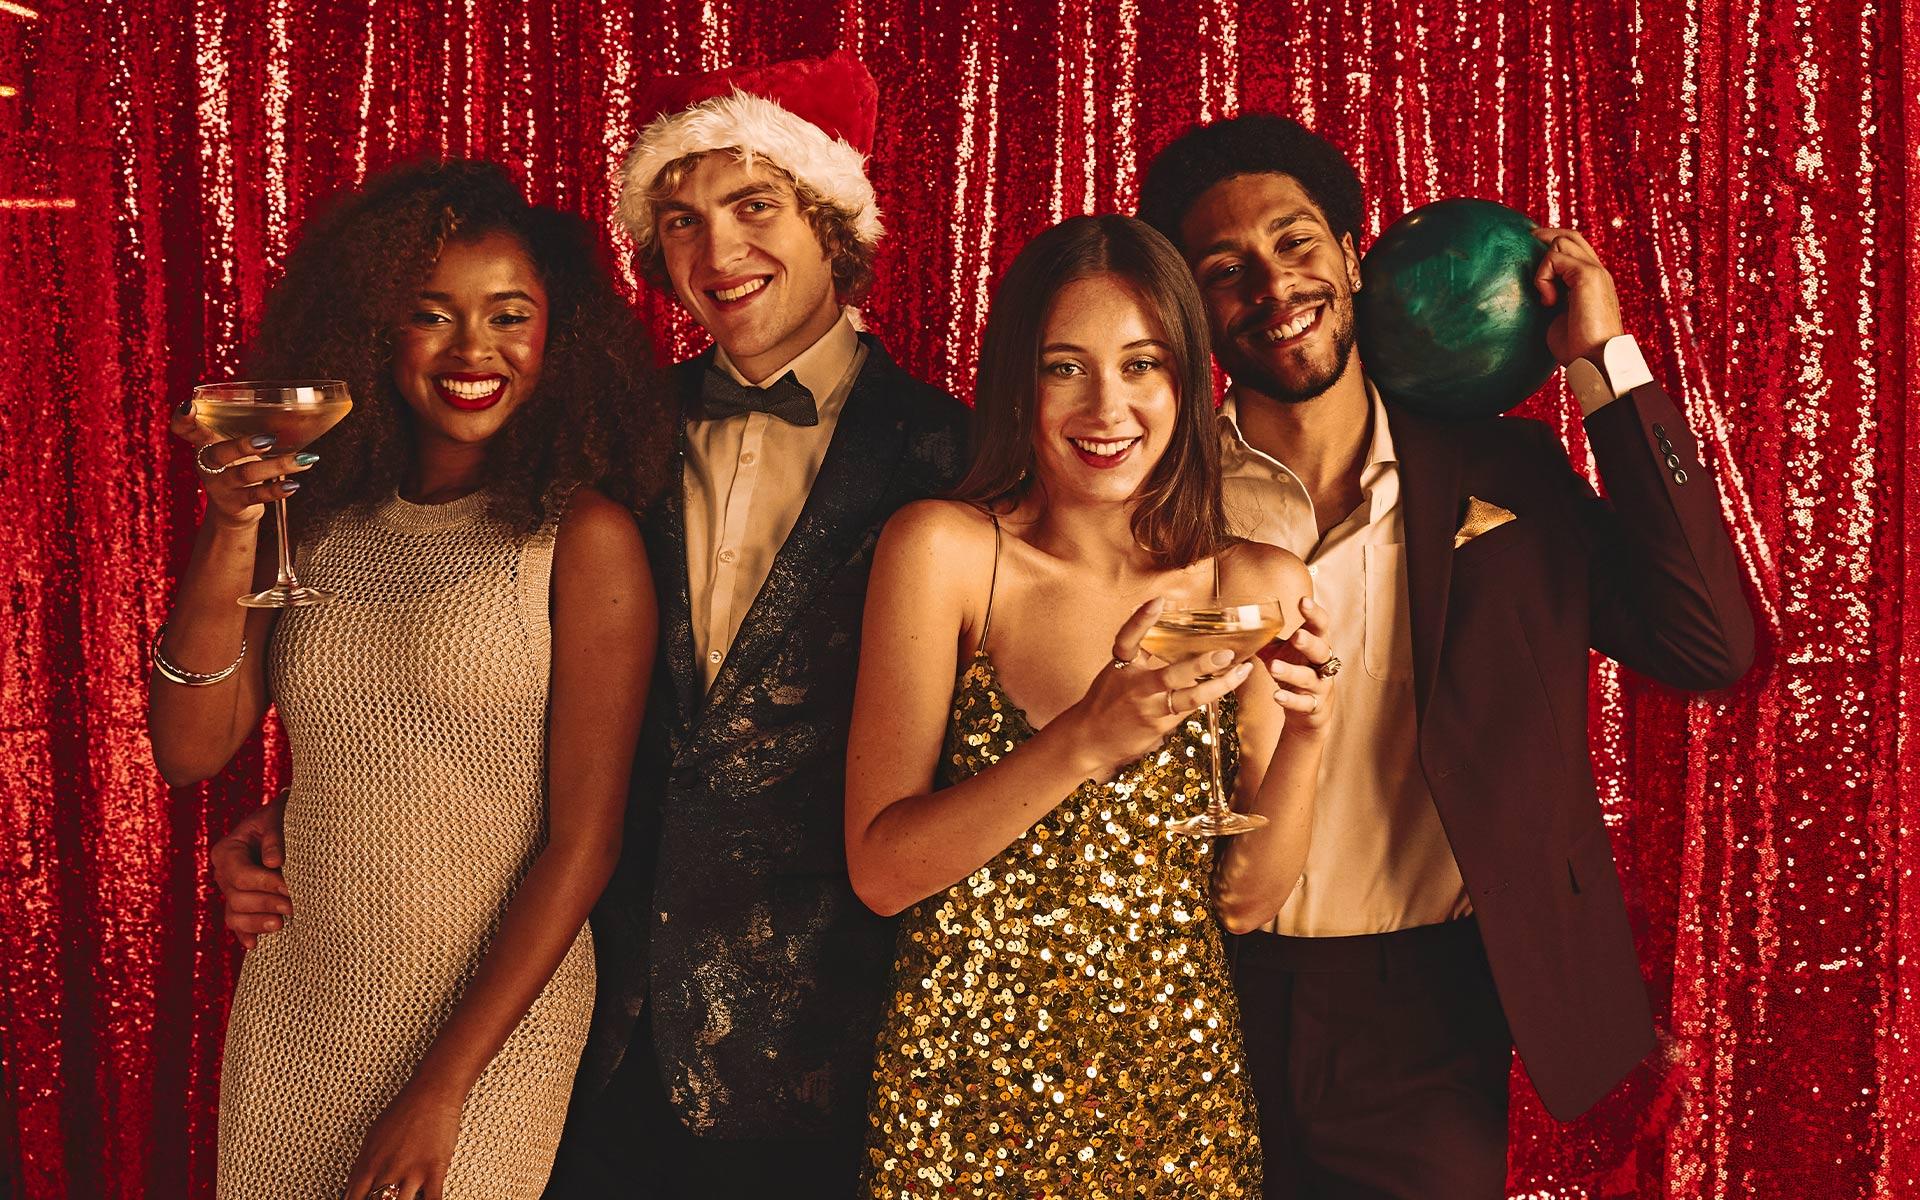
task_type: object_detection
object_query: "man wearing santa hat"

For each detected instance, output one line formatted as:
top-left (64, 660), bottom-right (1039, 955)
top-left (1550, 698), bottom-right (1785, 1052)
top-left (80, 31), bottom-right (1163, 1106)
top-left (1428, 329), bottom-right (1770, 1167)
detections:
top-left (543, 51), bottom-right (967, 1196)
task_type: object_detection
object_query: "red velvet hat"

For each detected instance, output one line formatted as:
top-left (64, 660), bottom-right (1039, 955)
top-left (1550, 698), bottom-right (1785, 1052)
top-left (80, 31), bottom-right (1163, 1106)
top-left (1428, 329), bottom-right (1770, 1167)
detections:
top-left (617, 51), bottom-right (883, 248)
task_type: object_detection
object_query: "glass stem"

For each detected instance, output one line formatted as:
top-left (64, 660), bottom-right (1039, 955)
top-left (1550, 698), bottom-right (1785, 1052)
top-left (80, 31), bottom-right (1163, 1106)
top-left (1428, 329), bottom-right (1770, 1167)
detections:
top-left (272, 498), bottom-right (298, 591)
top-left (1203, 701), bottom-right (1228, 819)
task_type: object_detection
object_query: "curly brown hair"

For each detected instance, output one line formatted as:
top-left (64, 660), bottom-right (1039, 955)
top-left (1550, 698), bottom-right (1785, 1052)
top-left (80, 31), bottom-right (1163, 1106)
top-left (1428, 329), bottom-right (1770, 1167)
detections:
top-left (245, 159), bottom-right (671, 534)
top-left (627, 150), bottom-right (875, 303)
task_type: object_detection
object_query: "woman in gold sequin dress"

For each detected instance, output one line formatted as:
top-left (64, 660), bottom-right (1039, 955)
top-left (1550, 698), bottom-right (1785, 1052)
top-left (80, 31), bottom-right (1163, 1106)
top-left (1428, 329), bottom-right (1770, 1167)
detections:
top-left (147, 163), bottom-right (666, 1200)
top-left (846, 216), bottom-right (1341, 1198)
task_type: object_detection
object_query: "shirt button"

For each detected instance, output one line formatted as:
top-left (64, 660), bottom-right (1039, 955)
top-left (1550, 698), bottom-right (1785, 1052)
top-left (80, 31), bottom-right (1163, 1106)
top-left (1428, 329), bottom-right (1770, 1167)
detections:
top-left (719, 547), bottom-right (736, 563)
top-left (741, 451), bottom-right (756, 465)
top-left (707, 649), bottom-right (723, 665)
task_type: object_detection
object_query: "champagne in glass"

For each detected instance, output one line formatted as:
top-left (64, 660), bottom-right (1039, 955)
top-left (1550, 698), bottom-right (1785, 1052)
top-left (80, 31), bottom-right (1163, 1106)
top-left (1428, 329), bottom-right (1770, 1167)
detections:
top-left (1141, 599), bottom-right (1296, 838)
top-left (192, 380), bottom-right (352, 608)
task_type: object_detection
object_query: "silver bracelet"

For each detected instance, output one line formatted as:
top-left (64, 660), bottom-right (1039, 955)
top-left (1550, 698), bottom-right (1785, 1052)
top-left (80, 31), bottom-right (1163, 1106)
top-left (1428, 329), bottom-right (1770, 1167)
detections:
top-left (152, 624), bottom-right (246, 687)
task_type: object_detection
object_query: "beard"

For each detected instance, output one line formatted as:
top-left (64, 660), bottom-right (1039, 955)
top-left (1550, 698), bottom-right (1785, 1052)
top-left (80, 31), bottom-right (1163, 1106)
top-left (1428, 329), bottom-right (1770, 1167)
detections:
top-left (1218, 287), bottom-right (1359, 405)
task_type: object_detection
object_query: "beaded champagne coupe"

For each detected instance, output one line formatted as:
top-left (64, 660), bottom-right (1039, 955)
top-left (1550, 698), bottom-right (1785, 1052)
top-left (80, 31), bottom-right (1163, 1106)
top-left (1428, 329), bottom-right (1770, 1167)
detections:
top-left (1140, 598), bottom-right (1296, 837)
top-left (192, 380), bottom-right (353, 608)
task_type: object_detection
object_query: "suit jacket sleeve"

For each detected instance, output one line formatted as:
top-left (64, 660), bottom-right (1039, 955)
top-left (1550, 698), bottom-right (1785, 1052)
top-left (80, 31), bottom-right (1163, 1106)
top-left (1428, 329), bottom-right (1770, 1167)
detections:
top-left (1548, 381), bottom-right (1757, 691)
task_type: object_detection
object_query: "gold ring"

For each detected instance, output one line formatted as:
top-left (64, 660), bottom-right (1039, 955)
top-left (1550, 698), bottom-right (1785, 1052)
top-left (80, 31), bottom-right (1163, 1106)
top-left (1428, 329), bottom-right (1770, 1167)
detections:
top-left (1165, 689), bottom-right (1178, 715)
top-left (370, 1185), bottom-right (405, 1200)
top-left (195, 443), bottom-right (230, 475)
top-left (1109, 656), bottom-right (1131, 670)
top-left (1314, 655), bottom-right (1342, 680)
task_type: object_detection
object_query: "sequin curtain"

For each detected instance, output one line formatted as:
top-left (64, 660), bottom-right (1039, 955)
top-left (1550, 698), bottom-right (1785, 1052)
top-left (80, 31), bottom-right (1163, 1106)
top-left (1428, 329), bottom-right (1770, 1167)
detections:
top-left (0, 0), bottom-right (1907, 1196)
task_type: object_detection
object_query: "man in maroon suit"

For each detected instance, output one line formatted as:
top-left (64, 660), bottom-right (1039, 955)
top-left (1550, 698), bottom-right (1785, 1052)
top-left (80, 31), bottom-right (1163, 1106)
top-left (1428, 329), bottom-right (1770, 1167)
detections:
top-left (1140, 115), bottom-right (1755, 1197)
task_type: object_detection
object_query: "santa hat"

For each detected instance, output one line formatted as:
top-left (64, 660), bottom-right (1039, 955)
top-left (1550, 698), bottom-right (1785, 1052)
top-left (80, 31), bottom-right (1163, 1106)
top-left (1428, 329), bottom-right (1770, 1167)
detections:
top-left (617, 51), bottom-right (883, 249)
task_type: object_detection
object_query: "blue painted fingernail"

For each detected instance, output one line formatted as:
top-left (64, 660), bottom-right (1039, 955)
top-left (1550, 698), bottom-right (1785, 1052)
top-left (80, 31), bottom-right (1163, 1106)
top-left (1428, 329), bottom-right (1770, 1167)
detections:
top-left (294, 452), bottom-right (319, 465)
top-left (249, 435), bottom-right (275, 450)
top-left (281, 479), bottom-right (301, 493)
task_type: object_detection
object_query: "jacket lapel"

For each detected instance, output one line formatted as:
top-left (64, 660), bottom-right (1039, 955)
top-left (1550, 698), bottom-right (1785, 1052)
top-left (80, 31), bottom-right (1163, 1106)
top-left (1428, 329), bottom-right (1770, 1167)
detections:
top-left (692, 339), bottom-right (910, 738)
top-left (650, 358), bottom-right (704, 734)
top-left (1388, 403), bottom-right (1463, 724)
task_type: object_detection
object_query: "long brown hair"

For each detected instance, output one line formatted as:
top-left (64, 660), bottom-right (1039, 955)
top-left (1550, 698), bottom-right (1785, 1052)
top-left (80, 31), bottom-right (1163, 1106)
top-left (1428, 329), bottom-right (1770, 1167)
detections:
top-left (953, 214), bottom-right (1227, 569)
top-left (245, 159), bottom-right (671, 534)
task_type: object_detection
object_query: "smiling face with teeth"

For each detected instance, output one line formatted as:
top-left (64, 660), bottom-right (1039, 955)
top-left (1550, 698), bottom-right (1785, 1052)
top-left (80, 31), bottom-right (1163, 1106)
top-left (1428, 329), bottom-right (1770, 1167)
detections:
top-left (391, 229), bottom-right (548, 452)
top-left (1178, 172), bottom-right (1362, 405)
top-left (655, 152), bottom-right (843, 383)
top-left (1030, 273), bottom-right (1183, 506)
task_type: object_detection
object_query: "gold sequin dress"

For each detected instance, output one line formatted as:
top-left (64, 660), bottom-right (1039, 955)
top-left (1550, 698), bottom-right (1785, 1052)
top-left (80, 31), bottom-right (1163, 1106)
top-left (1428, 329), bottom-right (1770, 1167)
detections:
top-left (864, 643), bottom-right (1262, 1198)
top-left (215, 492), bottom-right (594, 1200)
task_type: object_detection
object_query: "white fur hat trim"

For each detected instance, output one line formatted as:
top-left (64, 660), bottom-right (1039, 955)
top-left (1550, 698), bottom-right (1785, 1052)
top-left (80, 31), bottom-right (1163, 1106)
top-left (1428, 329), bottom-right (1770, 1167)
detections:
top-left (617, 89), bottom-right (883, 248)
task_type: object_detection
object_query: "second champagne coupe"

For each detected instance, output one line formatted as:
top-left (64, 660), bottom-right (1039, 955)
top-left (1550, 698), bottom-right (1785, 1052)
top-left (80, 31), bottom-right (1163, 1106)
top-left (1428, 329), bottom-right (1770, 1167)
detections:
top-left (192, 380), bottom-right (353, 608)
top-left (1140, 598), bottom-right (1297, 838)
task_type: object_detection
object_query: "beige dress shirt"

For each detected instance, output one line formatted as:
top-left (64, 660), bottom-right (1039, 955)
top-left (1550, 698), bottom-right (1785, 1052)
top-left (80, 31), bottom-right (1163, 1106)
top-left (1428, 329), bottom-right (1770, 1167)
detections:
top-left (1223, 348), bottom-right (1642, 936)
top-left (684, 311), bottom-right (865, 690)
top-left (1221, 383), bottom-right (1471, 937)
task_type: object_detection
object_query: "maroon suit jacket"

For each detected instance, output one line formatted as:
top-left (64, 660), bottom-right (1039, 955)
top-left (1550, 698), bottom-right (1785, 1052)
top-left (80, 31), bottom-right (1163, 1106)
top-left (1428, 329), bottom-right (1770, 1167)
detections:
top-left (1387, 380), bottom-right (1755, 1120)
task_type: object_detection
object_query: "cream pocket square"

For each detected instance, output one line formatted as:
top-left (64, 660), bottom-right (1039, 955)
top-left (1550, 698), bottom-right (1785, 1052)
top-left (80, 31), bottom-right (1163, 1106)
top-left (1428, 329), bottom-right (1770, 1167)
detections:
top-left (1453, 496), bottom-right (1517, 549)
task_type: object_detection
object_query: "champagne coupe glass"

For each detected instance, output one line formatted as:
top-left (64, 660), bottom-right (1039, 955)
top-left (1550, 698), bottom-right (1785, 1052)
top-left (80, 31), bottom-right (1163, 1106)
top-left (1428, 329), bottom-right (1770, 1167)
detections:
top-left (192, 380), bottom-right (353, 608)
top-left (1140, 598), bottom-right (1298, 838)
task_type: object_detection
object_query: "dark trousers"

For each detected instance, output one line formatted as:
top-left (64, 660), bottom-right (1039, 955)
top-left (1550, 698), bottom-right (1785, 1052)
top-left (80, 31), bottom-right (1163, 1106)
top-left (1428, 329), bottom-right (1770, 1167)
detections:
top-left (1231, 918), bottom-right (1513, 1200)
top-left (542, 1014), bottom-right (863, 1200)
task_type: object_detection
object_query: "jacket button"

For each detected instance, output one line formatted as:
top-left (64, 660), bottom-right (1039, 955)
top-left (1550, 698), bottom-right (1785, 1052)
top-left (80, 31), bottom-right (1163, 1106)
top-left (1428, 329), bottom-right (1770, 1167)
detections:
top-left (1652, 423), bottom-right (1668, 440)
top-left (1665, 453), bottom-right (1682, 470)
top-left (1672, 469), bottom-right (1689, 485)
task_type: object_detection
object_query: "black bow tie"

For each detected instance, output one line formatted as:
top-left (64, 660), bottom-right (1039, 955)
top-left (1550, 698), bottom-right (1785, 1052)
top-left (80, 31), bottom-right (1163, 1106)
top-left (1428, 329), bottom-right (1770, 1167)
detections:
top-left (698, 366), bottom-right (819, 427)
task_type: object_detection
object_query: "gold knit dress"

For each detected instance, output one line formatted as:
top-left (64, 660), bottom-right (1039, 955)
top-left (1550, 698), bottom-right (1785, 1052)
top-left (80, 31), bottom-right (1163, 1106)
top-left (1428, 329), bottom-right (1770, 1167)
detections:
top-left (864, 643), bottom-right (1262, 1198)
top-left (216, 491), bottom-right (594, 1200)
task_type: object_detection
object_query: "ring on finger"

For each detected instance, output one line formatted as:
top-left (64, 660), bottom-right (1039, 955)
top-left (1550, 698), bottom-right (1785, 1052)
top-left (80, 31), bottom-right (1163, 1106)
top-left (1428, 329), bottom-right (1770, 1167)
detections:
top-left (1109, 656), bottom-right (1131, 670)
top-left (370, 1186), bottom-right (404, 1200)
top-left (1164, 689), bottom-right (1177, 716)
top-left (1313, 654), bottom-right (1342, 680)
top-left (195, 443), bottom-right (230, 476)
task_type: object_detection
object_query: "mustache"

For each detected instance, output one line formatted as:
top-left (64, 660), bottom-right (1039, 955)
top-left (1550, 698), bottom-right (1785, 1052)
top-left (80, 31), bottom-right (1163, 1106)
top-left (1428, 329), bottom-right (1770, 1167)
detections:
top-left (1229, 286), bottom-right (1339, 340)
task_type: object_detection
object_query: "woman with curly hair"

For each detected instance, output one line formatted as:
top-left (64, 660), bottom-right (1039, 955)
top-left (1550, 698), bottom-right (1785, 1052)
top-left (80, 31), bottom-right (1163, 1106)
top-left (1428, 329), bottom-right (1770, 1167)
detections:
top-left (147, 160), bottom-right (667, 1200)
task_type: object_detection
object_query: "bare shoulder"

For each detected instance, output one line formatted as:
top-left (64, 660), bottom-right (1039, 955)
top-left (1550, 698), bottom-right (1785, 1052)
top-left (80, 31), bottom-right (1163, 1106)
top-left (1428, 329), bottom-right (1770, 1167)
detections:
top-left (1220, 537), bottom-right (1312, 596)
top-left (553, 487), bottom-right (650, 584)
top-left (880, 498), bottom-right (999, 563)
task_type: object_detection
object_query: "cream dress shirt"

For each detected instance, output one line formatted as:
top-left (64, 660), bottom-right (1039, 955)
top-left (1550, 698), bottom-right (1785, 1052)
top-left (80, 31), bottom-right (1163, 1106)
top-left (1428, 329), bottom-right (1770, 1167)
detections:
top-left (684, 311), bottom-right (865, 690)
top-left (1221, 383), bottom-right (1471, 937)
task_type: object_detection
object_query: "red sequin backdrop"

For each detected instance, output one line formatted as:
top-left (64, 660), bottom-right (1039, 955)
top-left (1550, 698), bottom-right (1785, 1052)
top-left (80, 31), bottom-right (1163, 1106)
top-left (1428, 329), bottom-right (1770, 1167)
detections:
top-left (0, 0), bottom-right (1912, 1196)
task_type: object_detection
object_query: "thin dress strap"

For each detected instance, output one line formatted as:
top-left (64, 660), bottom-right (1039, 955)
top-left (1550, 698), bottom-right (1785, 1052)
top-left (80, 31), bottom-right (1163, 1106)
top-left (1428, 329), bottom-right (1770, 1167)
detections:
top-left (1212, 553), bottom-right (1222, 600)
top-left (978, 513), bottom-right (1003, 654)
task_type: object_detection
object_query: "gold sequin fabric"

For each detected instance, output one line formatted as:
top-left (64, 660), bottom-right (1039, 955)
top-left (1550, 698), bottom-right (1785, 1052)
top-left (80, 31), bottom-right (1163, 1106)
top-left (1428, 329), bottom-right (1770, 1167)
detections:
top-left (216, 492), bottom-right (593, 1200)
top-left (864, 652), bottom-right (1261, 1199)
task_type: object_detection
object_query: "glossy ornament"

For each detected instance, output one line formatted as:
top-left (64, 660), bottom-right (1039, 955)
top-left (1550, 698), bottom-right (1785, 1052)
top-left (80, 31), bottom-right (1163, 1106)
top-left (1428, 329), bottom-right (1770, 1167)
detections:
top-left (1358, 198), bottom-right (1560, 419)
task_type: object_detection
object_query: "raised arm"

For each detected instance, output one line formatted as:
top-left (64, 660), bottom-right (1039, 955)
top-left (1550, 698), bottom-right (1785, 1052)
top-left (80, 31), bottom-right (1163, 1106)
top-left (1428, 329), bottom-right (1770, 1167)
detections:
top-left (344, 489), bottom-right (654, 1200)
top-left (845, 502), bottom-right (1252, 918)
top-left (1527, 224), bottom-right (1755, 690)
top-left (1208, 544), bottom-right (1336, 933)
top-left (148, 410), bottom-right (319, 784)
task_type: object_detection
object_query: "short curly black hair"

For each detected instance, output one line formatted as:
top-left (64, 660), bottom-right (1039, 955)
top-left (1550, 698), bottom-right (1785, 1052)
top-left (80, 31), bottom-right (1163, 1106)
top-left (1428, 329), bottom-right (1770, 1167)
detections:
top-left (1138, 113), bottom-right (1365, 254)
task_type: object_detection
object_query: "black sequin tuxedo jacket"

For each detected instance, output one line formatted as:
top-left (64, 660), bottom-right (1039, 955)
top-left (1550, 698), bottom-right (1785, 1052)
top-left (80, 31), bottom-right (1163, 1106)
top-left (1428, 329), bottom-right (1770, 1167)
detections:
top-left (1384, 379), bottom-right (1755, 1119)
top-left (582, 334), bottom-right (967, 1142)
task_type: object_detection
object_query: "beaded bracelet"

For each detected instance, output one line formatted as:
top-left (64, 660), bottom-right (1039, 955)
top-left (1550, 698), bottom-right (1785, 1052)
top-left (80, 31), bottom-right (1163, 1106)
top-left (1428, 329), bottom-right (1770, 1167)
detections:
top-left (152, 625), bottom-right (247, 687)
